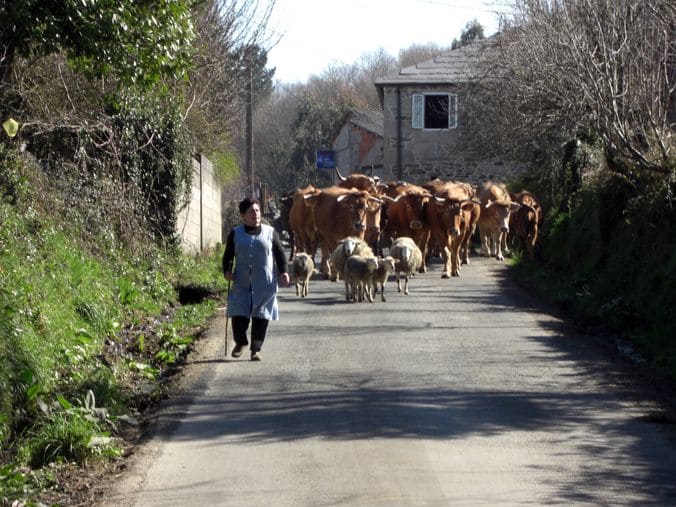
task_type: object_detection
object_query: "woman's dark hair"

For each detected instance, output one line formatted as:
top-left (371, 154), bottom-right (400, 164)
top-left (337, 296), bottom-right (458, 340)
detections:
top-left (238, 197), bottom-right (260, 214)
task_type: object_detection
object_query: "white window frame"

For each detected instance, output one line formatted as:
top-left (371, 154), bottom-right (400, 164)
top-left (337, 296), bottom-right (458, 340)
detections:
top-left (412, 93), bottom-right (458, 130)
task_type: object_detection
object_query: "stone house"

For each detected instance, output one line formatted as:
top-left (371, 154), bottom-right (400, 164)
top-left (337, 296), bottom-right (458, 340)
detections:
top-left (332, 109), bottom-right (384, 179)
top-left (374, 38), bottom-right (525, 184)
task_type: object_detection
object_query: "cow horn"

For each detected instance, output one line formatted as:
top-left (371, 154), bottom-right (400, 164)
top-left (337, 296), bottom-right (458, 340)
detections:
top-left (435, 196), bottom-right (446, 203)
top-left (335, 167), bottom-right (347, 181)
top-left (368, 196), bottom-right (383, 204)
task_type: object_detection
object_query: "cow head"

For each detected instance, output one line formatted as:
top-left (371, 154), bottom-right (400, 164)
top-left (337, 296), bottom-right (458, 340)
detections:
top-left (335, 168), bottom-right (378, 194)
top-left (485, 200), bottom-right (520, 233)
top-left (384, 191), bottom-right (432, 232)
top-left (336, 191), bottom-right (381, 235)
top-left (435, 197), bottom-right (475, 237)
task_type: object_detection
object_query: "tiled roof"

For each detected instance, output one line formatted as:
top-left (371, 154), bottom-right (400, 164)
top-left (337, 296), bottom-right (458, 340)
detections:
top-left (351, 109), bottom-right (383, 137)
top-left (375, 38), bottom-right (491, 87)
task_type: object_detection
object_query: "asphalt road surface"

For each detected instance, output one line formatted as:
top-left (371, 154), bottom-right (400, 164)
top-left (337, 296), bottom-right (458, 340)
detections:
top-left (104, 256), bottom-right (676, 506)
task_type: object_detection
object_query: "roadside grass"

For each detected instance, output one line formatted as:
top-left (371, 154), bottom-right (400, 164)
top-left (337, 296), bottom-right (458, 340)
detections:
top-left (0, 196), bottom-right (226, 504)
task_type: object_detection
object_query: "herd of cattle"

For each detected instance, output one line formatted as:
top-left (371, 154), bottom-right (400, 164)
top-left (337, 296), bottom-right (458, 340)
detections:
top-left (281, 169), bottom-right (543, 302)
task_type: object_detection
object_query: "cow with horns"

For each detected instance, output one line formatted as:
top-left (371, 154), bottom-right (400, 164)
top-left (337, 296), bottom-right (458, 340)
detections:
top-left (477, 181), bottom-right (520, 261)
top-left (423, 180), bottom-right (478, 278)
top-left (304, 186), bottom-right (383, 278)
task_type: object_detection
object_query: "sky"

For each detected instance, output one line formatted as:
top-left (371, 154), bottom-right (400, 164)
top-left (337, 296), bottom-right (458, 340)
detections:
top-left (261, 0), bottom-right (506, 84)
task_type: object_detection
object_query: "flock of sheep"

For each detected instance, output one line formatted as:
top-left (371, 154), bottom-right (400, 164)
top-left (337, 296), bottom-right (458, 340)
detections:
top-left (288, 235), bottom-right (422, 303)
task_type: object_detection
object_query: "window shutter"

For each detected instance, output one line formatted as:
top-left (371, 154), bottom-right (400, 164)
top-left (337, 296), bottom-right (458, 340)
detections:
top-left (412, 94), bottom-right (423, 129)
top-left (448, 94), bottom-right (458, 129)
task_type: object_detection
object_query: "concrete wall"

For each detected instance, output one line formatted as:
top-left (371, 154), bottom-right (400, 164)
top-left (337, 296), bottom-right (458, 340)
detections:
top-left (177, 154), bottom-right (223, 254)
top-left (380, 85), bottom-right (527, 184)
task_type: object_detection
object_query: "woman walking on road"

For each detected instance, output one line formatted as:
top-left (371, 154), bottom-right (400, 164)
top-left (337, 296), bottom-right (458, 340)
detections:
top-left (223, 197), bottom-right (290, 361)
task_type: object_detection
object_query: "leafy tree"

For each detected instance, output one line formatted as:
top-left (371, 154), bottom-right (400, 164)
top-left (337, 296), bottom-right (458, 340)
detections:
top-left (452, 19), bottom-right (485, 49)
top-left (287, 88), bottom-right (354, 188)
top-left (0, 0), bottom-right (195, 96)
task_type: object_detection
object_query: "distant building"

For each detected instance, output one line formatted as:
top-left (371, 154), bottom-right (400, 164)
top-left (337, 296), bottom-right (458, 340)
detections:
top-left (374, 38), bottom-right (526, 184)
top-left (332, 109), bottom-right (384, 179)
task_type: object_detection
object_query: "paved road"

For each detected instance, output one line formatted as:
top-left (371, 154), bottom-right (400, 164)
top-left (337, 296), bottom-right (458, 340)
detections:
top-left (105, 257), bottom-right (676, 506)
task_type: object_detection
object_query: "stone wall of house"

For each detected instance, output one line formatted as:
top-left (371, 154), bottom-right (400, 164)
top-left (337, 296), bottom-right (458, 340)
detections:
top-left (177, 154), bottom-right (223, 254)
top-left (380, 86), bottom-right (527, 185)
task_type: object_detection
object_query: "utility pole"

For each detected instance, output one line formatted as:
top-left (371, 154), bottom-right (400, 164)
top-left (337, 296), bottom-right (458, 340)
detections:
top-left (246, 66), bottom-right (254, 198)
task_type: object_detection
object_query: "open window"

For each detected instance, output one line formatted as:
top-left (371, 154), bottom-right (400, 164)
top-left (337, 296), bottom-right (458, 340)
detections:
top-left (412, 93), bottom-right (457, 130)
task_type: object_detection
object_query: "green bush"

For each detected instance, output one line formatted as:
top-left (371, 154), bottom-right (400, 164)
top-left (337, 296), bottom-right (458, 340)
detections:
top-left (512, 166), bottom-right (676, 378)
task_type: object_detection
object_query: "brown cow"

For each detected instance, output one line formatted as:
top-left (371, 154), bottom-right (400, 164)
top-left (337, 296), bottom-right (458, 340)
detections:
top-left (454, 182), bottom-right (481, 265)
top-left (336, 169), bottom-right (385, 253)
top-left (383, 184), bottom-right (433, 272)
top-left (424, 181), bottom-right (477, 277)
top-left (509, 190), bottom-right (543, 259)
top-left (288, 184), bottom-right (319, 261)
top-left (335, 168), bottom-right (379, 194)
top-left (278, 190), bottom-right (295, 260)
top-left (307, 186), bottom-right (382, 277)
top-left (477, 182), bottom-right (520, 261)
top-left (376, 181), bottom-right (410, 254)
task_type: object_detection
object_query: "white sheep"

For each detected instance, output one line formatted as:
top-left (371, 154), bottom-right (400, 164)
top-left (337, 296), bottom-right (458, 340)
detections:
top-left (369, 256), bottom-right (397, 302)
top-left (389, 236), bottom-right (423, 295)
top-left (290, 252), bottom-right (315, 297)
top-left (343, 254), bottom-right (378, 302)
top-left (329, 236), bottom-right (373, 282)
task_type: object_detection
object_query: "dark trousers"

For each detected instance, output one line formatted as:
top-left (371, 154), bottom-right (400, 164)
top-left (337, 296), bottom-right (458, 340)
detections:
top-left (231, 316), bottom-right (269, 352)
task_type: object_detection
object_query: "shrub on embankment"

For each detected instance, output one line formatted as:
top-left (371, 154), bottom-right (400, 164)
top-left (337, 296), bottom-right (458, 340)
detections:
top-left (0, 145), bottom-right (227, 502)
top-left (509, 148), bottom-right (675, 380)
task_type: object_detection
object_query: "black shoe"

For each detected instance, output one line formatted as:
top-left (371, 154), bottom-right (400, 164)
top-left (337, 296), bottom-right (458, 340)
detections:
top-left (232, 344), bottom-right (246, 358)
top-left (251, 351), bottom-right (262, 361)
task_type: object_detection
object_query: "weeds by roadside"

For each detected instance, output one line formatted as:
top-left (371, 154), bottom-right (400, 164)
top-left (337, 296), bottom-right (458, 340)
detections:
top-left (0, 193), bottom-right (226, 504)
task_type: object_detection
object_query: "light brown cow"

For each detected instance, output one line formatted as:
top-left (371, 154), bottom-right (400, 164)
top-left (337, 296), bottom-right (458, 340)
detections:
top-left (307, 186), bottom-right (382, 277)
top-left (383, 184), bottom-right (433, 272)
top-left (424, 181), bottom-right (477, 278)
top-left (477, 181), bottom-right (520, 261)
top-left (509, 190), bottom-right (543, 259)
top-left (288, 184), bottom-right (319, 261)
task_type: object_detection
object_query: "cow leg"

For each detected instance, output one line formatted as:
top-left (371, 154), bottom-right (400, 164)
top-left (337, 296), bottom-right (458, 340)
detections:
top-left (493, 232), bottom-right (504, 260)
top-left (480, 229), bottom-right (491, 257)
top-left (450, 240), bottom-right (461, 277)
top-left (440, 245), bottom-right (451, 278)
top-left (320, 242), bottom-right (331, 277)
top-left (499, 231), bottom-right (509, 256)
